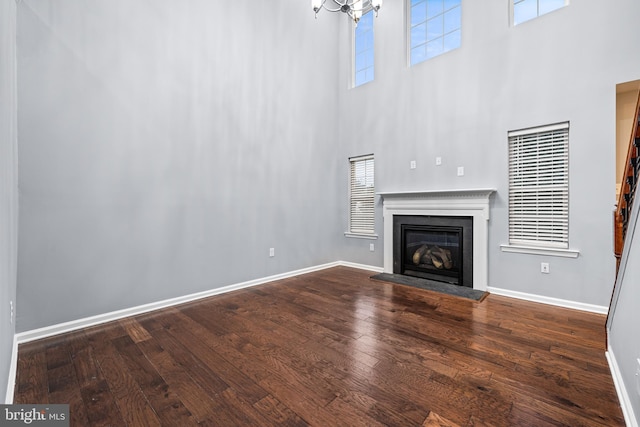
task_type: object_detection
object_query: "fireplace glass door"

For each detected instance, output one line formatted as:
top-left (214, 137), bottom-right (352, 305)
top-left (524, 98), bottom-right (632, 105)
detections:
top-left (393, 215), bottom-right (473, 287)
top-left (402, 225), bottom-right (462, 285)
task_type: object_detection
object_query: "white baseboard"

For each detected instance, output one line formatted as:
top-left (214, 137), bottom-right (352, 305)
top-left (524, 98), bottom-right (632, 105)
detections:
top-left (487, 286), bottom-right (609, 314)
top-left (5, 260), bottom-right (383, 401)
top-left (606, 347), bottom-right (639, 427)
top-left (17, 265), bottom-right (601, 345)
top-left (5, 335), bottom-right (17, 404)
top-left (13, 261), bottom-right (385, 345)
top-left (336, 261), bottom-right (384, 273)
top-left (16, 261), bottom-right (353, 345)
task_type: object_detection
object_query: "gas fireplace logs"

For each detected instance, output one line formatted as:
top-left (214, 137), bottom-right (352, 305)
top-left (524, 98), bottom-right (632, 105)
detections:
top-left (412, 245), bottom-right (452, 270)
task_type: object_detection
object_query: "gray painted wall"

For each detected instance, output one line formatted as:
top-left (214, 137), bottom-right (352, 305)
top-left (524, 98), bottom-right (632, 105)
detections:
top-left (337, 1), bottom-right (640, 307)
top-left (16, 0), bottom-right (343, 331)
top-left (0, 0), bottom-right (18, 401)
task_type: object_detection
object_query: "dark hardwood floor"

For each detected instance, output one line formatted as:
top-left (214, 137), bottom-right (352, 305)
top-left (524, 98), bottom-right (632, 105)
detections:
top-left (13, 266), bottom-right (624, 426)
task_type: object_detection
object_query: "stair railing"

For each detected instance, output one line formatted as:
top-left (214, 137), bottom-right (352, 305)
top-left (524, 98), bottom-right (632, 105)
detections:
top-left (614, 92), bottom-right (640, 273)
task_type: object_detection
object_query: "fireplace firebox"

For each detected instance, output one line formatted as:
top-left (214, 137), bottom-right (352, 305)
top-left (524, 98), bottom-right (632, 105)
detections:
top-left (393, 215), bottom-right (473, 287)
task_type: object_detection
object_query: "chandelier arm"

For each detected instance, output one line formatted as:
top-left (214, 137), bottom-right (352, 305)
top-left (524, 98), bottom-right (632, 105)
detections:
top-left (321, 5), bottom-right (344, 12)
top-left (321, 0), bottom-right (346, 13)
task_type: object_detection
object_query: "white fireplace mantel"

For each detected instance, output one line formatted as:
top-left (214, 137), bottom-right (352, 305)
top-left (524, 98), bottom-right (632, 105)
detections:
top-left (378, 188), bottom-right (496, 291)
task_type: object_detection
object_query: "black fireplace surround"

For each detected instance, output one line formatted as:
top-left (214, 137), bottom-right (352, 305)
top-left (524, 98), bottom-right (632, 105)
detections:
top-left (393, 215), bottom-right (473, 288)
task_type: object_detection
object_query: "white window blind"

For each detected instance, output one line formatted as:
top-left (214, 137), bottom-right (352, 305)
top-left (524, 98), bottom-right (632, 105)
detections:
top-left (349, 155), bottom-right (375, 235)
top-left (508, 122), bottom-right (569, 248)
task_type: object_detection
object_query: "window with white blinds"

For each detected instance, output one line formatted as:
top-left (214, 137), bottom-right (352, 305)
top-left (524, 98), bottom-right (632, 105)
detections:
top-left (349, 155), bottom-right (375, 235)
top-left (508, 122), bottom-right (569, 248)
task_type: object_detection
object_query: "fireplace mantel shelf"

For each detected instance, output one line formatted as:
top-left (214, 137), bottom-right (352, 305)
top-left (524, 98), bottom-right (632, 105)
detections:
top-left (377, 188), bottom-right (496, 199)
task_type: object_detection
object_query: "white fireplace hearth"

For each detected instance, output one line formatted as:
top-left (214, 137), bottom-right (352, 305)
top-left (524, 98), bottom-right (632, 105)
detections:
top-left (378, 189), bottom-right (496, 291)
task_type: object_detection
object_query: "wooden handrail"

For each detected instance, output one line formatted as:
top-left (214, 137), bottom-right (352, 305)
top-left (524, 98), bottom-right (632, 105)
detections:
top-left (609, 93), bottom-right (640, 347)
top-left (614, 91), bottom-right (640, 272)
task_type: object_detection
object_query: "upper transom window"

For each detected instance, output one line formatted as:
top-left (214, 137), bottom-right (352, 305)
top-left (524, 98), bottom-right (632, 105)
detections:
top-left (354, 11), bottom-right (375, 87)
top-left (513, 0), bottom-right (567, 25)
top-left (409, 0), bottom-right (461, 66)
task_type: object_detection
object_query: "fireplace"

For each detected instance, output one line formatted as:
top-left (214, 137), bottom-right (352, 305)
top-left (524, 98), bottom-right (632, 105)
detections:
top-left (380, 189), bottom-right (495, 291)
top-left (393, 215), bottom-right (473, 287)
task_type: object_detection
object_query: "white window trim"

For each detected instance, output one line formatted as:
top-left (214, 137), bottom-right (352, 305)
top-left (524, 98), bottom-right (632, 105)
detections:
top-left (344, 231), bottom-right (378, 240)
top-left (404, 0), bottom-right (411, 67)
top-left (500, 243), bottom-right (579, 258)
top-left (346, 154), bottom-right (377, 239)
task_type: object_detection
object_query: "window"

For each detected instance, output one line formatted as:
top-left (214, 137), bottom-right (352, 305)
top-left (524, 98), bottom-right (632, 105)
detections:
top-left (348, 155), bottom-right (375, 236)
top-left (508, 122), bottom-right (569, 249)
top-left (409, 0), bottom-right (461, 66)
top-left (354, 11), bottom-right (374, 87)
top-left (513, 0), bottom-right (567, 25)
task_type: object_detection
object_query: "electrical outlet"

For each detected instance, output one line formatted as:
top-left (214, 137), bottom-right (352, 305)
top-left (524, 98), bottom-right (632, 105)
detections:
top-left (457, 166), bottom-right (464, 176)
top-left (9, 301), bottom-right (14, 324)
top-left (435, 157), bottom-right (442, 166)
top-left (269, 248), bottom-right (275, 257)
top-left (369, 243), bottom-right (375, 252)
top-left (410, 160), bottom-right (416, 169)
top-left (541, 262), bottom-right (550, 274)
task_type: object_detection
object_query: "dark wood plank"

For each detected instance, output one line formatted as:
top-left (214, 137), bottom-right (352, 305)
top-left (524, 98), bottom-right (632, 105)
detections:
top-left (111, 334), bottom-right (198, 426)
top-left (119, 317), bottom-right (153, 343)
top-left (140, 326), bottom-right (229, 396)
top-left (13, 266), bottom-right (625, 426)
top-left (47, 354), bottom-right (91, 426)
top-left (88, 329), bottom-right (162, 427)
top-left (422, 411), bottom-right (460, 427)
top-left (252, 394), bottom-right (308, 426)
top-left (139, 308), bottom-right (271, 405)
top-left (79, 379), bottom-right (126, 427)
top-left (14, 349), bottom-right (48, 404)
top-left (135, 338), bottom-right (220, 423)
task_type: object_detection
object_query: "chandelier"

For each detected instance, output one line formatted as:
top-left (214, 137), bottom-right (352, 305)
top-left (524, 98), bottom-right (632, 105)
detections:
top-left (312, 0), bottom-right (382, 25)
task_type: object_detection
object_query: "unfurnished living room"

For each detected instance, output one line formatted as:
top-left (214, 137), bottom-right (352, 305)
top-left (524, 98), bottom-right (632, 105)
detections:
top-left (1, 0), bottom-right (640, 426)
